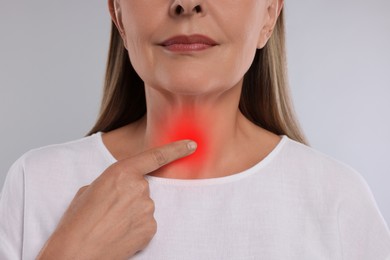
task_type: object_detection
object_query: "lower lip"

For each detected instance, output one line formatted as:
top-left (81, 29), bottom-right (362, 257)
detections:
top-left (161, 43), bottom-right (215, 52)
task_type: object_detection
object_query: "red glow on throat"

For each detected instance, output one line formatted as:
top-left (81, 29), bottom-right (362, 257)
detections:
top-left (163, 113), bottom-right (209, 172)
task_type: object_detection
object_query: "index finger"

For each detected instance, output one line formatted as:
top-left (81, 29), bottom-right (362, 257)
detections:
top-left (120, 140), bottom-right (197, 175)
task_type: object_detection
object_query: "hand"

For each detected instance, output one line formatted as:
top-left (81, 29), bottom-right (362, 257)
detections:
top-left (36, 139), bottom-right (197, 260)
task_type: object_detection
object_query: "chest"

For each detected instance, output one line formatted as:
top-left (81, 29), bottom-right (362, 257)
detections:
top-left (131, 186), bottom-right (342, 259)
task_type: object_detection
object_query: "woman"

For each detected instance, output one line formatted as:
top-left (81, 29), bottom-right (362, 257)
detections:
top-left (1, 0), bottom-right (389, 259)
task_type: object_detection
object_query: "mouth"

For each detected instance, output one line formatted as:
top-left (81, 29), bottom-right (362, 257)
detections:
top-left (158, 34), bottom-right (219, 52)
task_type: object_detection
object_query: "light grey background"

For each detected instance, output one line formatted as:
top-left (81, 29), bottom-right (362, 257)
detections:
top-left (1, 1), bottom-right (389, 225)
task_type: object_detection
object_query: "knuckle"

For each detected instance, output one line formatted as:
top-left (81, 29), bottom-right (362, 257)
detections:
top-left (103, 163), bottom-right (125, 182)
top-left (75, 185), bottom-right (89, 196)
top-left (112, 162), bottom-right (127, 176)
top-left (152, 149), bottom-right (167, 166)
top-left (80, 185), bottom-right (89, 191)
top-left (112, 163), bottom-right (137, 183)
top-left (107, 164), bottom-right (128, 188)
top-left (145, 200), bottom-right (155, 213)
top-left (148, 218), bottom-right (158, 235)
top-left (135, 179), bottom-right (149, 194)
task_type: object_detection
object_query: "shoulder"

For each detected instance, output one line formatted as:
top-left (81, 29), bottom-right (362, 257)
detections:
top-left (273, 137), bottom-right (386, 226)
top-left (2, 134), bottom-right (99, 196)
top-left (24, 133), bottom-right (100, 164)
top-left (281, 136), bottom-right (357, 173)
top-left (11, 133), bottom-right (105, 176)
top-left (3, 132), bottom-right (111, 192)
top-left (278, 136), bottom-right (368, 194)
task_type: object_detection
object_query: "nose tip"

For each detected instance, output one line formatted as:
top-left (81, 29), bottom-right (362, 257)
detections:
top-left (169, 1), bottom-right (205, 17)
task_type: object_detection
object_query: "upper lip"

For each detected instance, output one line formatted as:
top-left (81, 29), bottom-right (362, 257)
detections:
top-left (159, 34), bottom-right (218, 46)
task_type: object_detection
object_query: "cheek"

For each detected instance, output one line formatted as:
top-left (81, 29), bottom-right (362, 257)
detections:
top-left (120, 4), bottom-right (161, 81)
top-left (212, 3), bottom-right (263, 82)
top-left (126, 35), bottom-right (153, 81)
top-left (219, 30), bottom-right (259, 88)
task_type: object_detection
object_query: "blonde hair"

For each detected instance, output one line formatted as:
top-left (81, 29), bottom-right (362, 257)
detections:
top-left (87, 9), bottom-right (308, 145)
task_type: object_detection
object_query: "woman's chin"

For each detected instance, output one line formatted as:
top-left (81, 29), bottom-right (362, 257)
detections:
top-left (159, 82), bottom-right (228, 97)
top-left (156, 75), bottom-right (230, 96)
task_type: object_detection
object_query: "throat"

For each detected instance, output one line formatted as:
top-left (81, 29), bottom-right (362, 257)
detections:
top-left (145, 108), bottom-right (216, 178)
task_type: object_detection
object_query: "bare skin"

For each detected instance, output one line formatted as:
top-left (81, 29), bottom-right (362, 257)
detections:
top-left (37, 0), bottom-right (284, 258)
top-left (102, 114), bottom-right (281, 180)
top-left (104, 0), bottom-right (284, 179)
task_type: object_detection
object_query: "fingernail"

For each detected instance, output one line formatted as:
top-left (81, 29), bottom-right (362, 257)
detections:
top-left (187, 141), bottom-right (197, 151)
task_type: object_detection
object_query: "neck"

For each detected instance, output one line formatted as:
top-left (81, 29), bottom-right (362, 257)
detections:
top-left (138, 80), bottom-right (259, 179)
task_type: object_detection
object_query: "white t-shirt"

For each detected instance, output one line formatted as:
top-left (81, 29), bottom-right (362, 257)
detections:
top-left (1, 132), bottom-right (389, 259)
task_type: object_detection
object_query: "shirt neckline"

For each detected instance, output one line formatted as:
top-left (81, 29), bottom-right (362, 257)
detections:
top-left (94, 131), bottom-right (288, 186)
